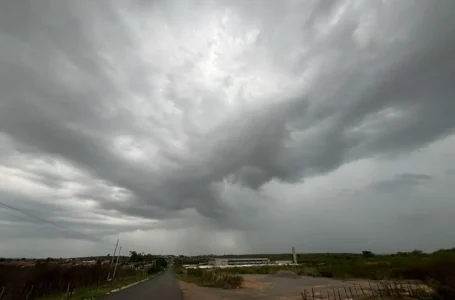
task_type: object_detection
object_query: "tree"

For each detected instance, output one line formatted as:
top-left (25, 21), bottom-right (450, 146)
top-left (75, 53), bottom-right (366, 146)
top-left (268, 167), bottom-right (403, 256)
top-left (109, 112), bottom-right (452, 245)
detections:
top-left (130, 250), bottom-right (144, 262)
top-left (147, 257), bottom-right (168, 274)
top-left (362, 251), bottom-right (374, 258)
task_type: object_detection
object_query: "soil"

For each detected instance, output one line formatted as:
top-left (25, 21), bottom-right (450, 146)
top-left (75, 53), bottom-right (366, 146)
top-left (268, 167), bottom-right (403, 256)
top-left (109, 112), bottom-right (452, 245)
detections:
top-left (179, 275), bottom-right (422, 300)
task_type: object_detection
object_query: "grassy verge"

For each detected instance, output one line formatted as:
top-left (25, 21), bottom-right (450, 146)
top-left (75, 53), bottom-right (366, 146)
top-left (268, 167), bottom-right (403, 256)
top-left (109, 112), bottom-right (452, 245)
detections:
top-left (174, 264), bottom-right (242, 289)
top-left (39, 273), bottom-right (156, 300)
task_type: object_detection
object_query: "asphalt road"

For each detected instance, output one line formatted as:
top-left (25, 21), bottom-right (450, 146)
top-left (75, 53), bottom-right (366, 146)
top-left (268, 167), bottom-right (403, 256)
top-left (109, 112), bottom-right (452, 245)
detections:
top-left (103, 266), bottom-right (183, 300)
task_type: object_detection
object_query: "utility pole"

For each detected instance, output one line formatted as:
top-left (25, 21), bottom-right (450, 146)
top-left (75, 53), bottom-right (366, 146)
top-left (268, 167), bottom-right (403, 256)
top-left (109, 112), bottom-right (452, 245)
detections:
top-left (110, 239), bottom-right (119, 268)
top-left (107, 239), bottom-right (119, 281)
top-left (112, 246), bottom-right (122, 280)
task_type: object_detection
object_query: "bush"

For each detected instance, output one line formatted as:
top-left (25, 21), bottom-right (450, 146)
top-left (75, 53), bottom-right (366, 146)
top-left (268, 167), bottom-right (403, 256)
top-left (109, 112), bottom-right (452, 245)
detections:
top-left (174, 260), bottom-right (243, 289)
top-left (0, 263), bottom-right (139, 300)
top-left (147, 257), bottom-right (168, 275)
top-left (319, 270), bottom-right (333, 278)
top-left (175, 249), bottom-right (455, 298)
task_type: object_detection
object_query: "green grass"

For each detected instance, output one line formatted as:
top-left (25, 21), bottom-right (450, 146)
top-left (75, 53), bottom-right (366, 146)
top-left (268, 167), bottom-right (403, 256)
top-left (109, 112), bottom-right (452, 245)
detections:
top-left (173, 265), bottom-right (243, 289)
top-left (38, 274), bottom-right (154, 300)
top-left (175, 249), bottom-right (455, 298)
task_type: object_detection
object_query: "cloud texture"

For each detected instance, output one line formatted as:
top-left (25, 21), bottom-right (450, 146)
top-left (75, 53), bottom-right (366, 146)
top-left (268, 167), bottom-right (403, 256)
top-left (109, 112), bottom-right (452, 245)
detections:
top-left (1, 0), bottom-right (455, 257)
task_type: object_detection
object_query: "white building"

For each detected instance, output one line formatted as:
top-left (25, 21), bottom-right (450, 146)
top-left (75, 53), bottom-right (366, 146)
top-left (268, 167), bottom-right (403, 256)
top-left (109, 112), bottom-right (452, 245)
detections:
top-left (209, 257), bottom-right (270, 266)
top-left (275, 260), bottom-right (294, 265)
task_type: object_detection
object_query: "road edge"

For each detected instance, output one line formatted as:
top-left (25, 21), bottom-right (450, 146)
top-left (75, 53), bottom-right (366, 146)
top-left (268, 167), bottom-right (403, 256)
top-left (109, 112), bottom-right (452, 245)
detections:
top-left (106, 270), bottom-right (165, 294)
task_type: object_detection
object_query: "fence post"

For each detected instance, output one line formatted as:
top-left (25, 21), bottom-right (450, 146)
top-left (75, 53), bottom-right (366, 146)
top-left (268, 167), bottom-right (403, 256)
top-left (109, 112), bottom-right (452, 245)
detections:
top-left (301, 291), bottom-right (305, 300)
top-left (407, 281), bottom-right (413, 296)
top-left (349, 286), bottom-right (355, 298)
top-left (368, 281), bottom-right (376, 299)
top-left (394, 281), bottom-right (401, 296)
top-left (388, 282), bottom-right (395, 296)
top-left (312, 288), bottom-right (315, 300)
top-left (376, 283), bottom-right (382, 298)
top-left (358, 284), bottom-right (366, 295)
top-left (66, 283), bottom-right (70, 300)
top-left (25, 285), bottom-right (34, 300)
top-left (337, 288), bottom-right (342, 300)
top-left (327, 290), bottom-right (331, 300)
top-left (383, 282), bottom-right (390, 296)
top-left (332, 288), bottom-right (337, 300)
top-left (0, 287), bottom-right (4, 300)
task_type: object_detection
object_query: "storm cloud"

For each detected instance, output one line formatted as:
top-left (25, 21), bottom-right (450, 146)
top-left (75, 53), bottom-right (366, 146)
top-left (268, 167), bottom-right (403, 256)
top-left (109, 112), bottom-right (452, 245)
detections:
top-left (1, 0), bottom-right (455, 257)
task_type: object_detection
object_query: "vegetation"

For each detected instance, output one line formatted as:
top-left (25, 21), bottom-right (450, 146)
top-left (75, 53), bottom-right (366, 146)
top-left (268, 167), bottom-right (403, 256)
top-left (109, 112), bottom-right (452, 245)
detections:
top-left (173, 259), bottom-right (243, 289)
top-left (0, 263), bottom-right (136, 300)
top-left (146, 257), bottom-right (167, 275)
top-left (128, 251), bottom-right (161, 263)
top-left (0, 251), bottom-right (167, 300)
top-left (203, 248), bottom-right (455, 299)
top-left (39, 274), bottom-right (149, 300)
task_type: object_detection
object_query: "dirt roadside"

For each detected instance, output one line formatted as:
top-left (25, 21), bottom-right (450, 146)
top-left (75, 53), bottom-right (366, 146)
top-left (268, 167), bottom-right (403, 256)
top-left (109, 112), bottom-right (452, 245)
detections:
top-left (179, 274), bottom-right (422, 300)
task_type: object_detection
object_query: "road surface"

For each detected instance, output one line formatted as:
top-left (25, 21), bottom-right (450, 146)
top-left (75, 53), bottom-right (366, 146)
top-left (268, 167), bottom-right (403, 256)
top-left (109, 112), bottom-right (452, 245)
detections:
top-left (103, 266), bottom-right (183, 300)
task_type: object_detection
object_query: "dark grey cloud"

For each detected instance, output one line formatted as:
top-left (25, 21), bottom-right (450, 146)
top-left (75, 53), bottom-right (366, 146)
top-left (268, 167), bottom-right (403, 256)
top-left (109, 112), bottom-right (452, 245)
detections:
top-left (370, 173), bottom-right (433, 193)
top-left (1, 0), bottom-right (455, 255)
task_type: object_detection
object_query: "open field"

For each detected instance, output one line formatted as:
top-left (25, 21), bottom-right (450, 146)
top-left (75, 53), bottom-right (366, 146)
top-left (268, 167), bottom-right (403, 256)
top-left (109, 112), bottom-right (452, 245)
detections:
top-left (180, 274), bottom-right (427, 300)
top-left (176, 248), bottom-right (455, 300)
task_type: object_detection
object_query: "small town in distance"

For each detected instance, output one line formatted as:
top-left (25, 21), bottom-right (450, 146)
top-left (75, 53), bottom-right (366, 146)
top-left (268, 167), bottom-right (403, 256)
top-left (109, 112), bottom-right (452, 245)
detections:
top-left (1, 241), bottom-right (454, 299)
top-left (183, 247), bottom-right (299, 268)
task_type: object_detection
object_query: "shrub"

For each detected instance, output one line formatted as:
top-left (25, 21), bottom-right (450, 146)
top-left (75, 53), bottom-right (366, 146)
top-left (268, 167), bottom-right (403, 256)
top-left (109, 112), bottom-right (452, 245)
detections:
top-left (319, 270), bottom-right (333, 278)
top-left (174, 261), bottom-right (243, 289)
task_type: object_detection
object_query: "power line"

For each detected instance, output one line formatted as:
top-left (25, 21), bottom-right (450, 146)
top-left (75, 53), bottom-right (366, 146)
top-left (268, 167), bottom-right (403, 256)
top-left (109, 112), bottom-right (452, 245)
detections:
top-left (0, 201), bottom-right (101, 242)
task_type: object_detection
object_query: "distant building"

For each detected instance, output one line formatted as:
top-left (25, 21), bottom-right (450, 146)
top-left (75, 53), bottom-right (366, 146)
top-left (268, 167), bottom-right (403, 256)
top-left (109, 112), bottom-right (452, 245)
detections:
top-left (209, 258), bottom-right (270, 266)
top-left (275, 260), bottom-right (293, 265)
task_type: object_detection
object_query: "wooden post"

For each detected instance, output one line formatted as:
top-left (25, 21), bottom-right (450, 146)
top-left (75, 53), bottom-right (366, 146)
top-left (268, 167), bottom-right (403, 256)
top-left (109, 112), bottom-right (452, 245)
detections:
top-left (407, 282), bottom-right (413, 297)
top-left (407, 281), bottom-right (413, 297)
top-left (304, 289), bottom-right (308, 300)
top-left (400, 282), bottom-right (406, 296)
top-left (66, 283), bottom-right (70, 300)
top-left (0, 287), bottom-right (5, 300)
top-left (368, 281), bottom-right (376, 299)
top-left (383, 282), bottom-right (390, 296)
top-left (388, 282), bottom-right (395, 296)
top-left (376, 283), bottom-right (382, 298)
top-left (337, 288), bottom-right (342, 300)
top-left (327, 290), bottom-right (331, 300)
top-left (312, 288), bottom-right (315, 300)
top-left (25, 285), bottom-right (34, 300)
top-left (353, 284), bottom-right (359, 296)
top-left (348, 286), bottom-right (355, 298)
top-left (358, 284), bottom-right (366, 295)
top-left (332, 288), bottom-right (338, 300)
top-left (394, 281), bottom-right (400, 296)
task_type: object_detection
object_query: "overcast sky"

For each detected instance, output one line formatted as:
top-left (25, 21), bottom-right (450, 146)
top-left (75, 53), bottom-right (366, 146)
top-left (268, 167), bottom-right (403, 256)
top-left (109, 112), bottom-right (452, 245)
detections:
top-left (1, 0), bottom-right (455, 258)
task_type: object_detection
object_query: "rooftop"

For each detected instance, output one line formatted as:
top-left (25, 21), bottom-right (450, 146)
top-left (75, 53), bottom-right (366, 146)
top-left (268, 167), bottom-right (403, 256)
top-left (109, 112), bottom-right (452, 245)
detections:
top-left (215, 258), bottom-right (269, 260)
